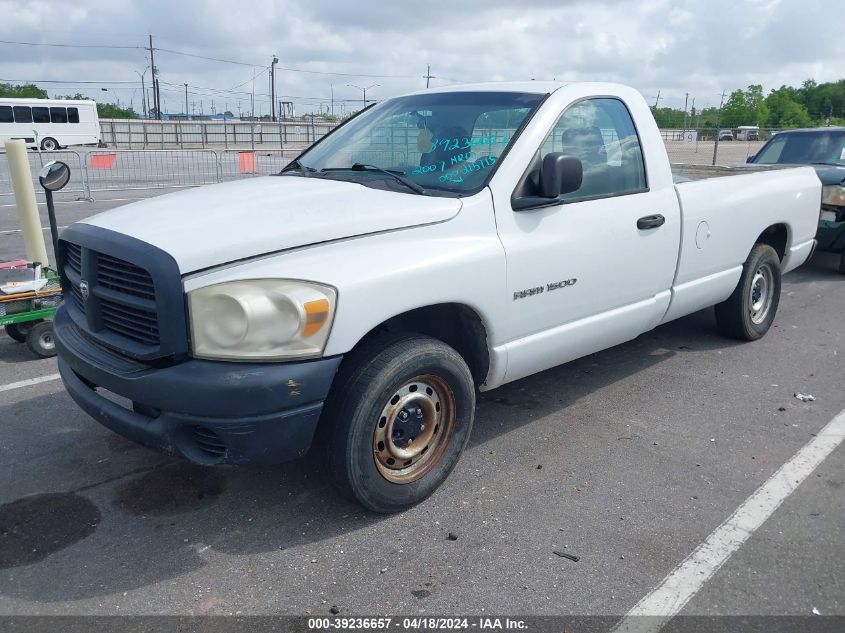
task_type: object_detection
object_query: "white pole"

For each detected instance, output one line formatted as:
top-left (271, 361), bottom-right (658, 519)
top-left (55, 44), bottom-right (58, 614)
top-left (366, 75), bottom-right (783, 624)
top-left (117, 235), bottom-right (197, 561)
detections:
top-left (5, 139), bottom-right (49, 266)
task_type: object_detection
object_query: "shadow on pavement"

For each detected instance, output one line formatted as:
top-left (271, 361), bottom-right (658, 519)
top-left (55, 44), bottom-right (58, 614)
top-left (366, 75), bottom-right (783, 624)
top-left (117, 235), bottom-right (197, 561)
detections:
top-left (0, 280), bottom-right (789, 604)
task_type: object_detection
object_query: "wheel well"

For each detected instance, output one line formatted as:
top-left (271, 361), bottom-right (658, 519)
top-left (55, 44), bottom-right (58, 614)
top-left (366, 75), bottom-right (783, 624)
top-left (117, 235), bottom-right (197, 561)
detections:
top-left (354, 304), bottom-right (490, 387)
top-left (756, 224), bottom-right (788, 261)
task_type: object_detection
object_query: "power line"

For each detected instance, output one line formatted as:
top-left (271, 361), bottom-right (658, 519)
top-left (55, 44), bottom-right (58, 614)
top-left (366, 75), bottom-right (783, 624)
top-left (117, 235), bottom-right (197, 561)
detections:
top-left (0, 78), bottom-right (137, 84)
top-left (1, 36), bottom-right (417, 79)
top-left (0, 38), bottom-right (143, 50)
top-left (154, 47), bottom-right (416, 78)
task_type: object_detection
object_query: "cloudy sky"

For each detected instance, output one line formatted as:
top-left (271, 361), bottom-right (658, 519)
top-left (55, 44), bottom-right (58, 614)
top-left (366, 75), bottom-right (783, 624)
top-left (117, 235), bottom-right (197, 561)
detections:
top-left (1, 0), bottom-right (841, 116)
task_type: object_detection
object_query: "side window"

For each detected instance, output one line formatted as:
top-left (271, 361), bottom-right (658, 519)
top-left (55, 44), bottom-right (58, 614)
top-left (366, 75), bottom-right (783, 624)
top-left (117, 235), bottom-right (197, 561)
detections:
top-left (541, 98), bottom-right (646, 201)
top-left (0, 106), bottom-right (12, 123)
top-left (32, 107), bottom-right (50, 123)
top-left (67, 107), bottom-right (80, 123)
top-left (50, 107), bottom-right (68, 123)
top-left (13, 106), bottom-right (33, 124)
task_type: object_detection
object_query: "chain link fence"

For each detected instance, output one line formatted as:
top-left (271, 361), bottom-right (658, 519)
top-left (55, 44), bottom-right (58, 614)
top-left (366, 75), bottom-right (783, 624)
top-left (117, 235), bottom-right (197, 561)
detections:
top-left (660, 128), bottom-right (779, 165)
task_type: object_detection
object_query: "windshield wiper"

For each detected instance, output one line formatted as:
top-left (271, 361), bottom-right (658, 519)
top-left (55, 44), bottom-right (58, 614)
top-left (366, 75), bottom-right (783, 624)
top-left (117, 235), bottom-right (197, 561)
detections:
top-left (280, 159), bottom-right (317, 177)
top-left (321, 164), bottom-right (426, 194)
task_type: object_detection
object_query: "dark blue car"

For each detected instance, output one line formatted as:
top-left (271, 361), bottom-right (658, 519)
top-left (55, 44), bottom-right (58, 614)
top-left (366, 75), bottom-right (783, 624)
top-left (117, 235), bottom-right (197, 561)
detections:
top-left (748, 128), bottom-right (845, 273)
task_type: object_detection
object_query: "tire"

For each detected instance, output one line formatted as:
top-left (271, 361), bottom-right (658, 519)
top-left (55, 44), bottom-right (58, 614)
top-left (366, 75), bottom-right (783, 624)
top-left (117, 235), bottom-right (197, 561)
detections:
top-left (715, 244), bottom-right (781, 341)
top-left (322, 334), bottom-right (475, 513)
top-left (40, 137), bottom-right (58, 151)
top-left (5, 321), bottom-right (40, 343)
top-left (25, 321), bottom-right (56, 358)
top-left (838, 252), bottom-right (845, 275)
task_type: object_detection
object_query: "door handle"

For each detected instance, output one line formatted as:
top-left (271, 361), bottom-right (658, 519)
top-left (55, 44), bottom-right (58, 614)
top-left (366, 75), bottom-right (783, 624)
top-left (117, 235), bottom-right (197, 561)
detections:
top-left (637, 214), bottom-right (665, 230)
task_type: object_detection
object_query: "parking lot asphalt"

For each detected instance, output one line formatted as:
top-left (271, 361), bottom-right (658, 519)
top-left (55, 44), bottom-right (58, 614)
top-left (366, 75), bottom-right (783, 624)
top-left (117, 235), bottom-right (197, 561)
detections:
top-left (0, 193), bottom-right (843, 620)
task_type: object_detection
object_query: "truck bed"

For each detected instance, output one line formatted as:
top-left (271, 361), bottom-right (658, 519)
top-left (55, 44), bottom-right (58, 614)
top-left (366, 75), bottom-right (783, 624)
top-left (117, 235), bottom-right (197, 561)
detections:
top-left (672, 163), bottom-right (789, 183)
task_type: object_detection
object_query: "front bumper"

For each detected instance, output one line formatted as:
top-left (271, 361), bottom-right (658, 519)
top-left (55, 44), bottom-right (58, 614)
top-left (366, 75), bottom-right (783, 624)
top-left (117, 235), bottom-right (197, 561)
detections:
top-left (54, 307), bottom-right (342, 465)
top-left (816, 218), bottom-right (845, 254)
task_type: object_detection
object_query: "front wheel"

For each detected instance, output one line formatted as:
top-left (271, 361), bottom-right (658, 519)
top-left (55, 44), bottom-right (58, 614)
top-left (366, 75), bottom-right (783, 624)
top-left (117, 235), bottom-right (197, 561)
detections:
top-left (322, 334), bottom-right (475, 513)
top-left (838, 252), bottom-right (845, 275)
top-left (715, 244), bottom-right (781, 341)
top-left (40, 137), bottom-right (59, 151)
top-left (26, 321), bottom-right (56, 358)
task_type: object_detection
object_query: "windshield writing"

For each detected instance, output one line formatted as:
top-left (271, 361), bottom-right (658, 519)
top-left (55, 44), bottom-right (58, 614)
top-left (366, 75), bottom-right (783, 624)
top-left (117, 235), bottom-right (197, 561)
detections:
top-left (291, 91), bottom-right (543, 195)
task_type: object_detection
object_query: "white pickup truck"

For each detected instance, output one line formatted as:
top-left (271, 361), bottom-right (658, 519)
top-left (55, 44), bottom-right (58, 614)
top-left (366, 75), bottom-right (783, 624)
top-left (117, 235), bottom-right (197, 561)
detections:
top-left (54, 82), bottom-right (821, 512)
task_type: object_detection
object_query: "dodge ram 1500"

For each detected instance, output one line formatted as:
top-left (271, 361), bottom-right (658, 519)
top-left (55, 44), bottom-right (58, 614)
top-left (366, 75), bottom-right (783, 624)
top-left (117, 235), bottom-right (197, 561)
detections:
top-left (54, 82), bottom-right (821, 512)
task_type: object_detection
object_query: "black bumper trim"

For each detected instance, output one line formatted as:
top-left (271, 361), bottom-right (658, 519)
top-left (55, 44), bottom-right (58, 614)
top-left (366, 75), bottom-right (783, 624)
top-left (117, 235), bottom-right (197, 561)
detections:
top-left (55, 308), bottom-right (342, 465)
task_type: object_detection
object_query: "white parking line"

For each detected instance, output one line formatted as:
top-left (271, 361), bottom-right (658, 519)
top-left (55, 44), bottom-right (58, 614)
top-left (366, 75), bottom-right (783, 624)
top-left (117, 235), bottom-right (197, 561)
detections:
top-left (0, 197), bottom-right (145, 209)
top-left (614, 407), bottom-right (845, 633)
top-left (0, 226), bottom-right (68, 236)
top-left (0, 373), bottom-right (61, 393)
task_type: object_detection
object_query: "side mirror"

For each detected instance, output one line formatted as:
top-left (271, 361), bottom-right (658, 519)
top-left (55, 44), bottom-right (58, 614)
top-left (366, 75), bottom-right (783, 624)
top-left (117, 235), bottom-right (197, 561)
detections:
top-left (39, 161), bottom-right (71, 192)
top-left (540, 153), bottom-right (583, 198)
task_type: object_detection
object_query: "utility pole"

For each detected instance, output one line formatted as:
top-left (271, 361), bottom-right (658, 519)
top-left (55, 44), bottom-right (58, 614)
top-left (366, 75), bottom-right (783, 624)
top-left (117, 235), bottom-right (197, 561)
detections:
top-left (424, 65), bottom-right (435, 88)
top-left (330, 85), bottom-right (334, 118)
top-left (653, 90), bottom-right (661, 111)
top-left (712, 91), bottom-right (727, 166)
top-left (270, 55), bottom-right (278, 121)
top-left (682, 92), bottom-right (689, 131)
top-left (184, 83), bottom-right (189, 117)
top-left (148, 34), bottom-right (159, 119)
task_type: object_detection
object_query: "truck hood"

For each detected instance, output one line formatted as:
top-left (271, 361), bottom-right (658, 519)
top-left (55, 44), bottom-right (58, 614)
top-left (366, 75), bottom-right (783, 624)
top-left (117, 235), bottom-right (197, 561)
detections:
top-left (81, 176), bottom-right (462, 273)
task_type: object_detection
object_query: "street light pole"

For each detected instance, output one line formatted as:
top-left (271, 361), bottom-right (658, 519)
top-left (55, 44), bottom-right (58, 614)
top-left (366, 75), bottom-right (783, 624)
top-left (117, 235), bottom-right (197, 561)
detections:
top-left (184, 83), bottom-right (189, 119)
top-left (135, 68), bottom-right (149, 118)
top-left (347, 83), bottom-right (380, 110)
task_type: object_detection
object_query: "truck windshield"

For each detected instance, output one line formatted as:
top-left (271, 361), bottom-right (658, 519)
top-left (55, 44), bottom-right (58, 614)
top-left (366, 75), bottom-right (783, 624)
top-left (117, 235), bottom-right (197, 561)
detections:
top-left (285, 91), bottom-right (545, 196)
top-left (754, 131), bottom-right (845, 166)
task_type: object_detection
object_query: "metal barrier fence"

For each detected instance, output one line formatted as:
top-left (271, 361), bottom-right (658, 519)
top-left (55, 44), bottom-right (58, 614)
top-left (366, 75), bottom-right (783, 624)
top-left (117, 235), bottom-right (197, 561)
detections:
top-left (0, 148), bottom-right (304, 199)
top-left (0, 126), bottom-right (783, 201)
top-left (0, 150), bottom-right (89, 199)
top-left (99, 119), bottom-right (337, 149)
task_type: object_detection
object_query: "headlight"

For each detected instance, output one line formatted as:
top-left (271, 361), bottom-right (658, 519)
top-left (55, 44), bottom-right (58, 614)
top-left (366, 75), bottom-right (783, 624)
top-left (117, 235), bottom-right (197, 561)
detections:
top-left (188, 279), bottom-right (336, 361)
top-left (821, 184), bottom-right (845, 207)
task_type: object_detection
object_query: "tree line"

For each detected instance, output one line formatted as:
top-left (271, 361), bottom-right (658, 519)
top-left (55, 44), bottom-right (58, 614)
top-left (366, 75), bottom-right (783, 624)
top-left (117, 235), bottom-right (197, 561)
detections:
top-left (0, 83), bottom-right (139, 119)
top-left (3, 78), bottom-right (844, 128)
top-left (652, 79), bottom-right (845, 130)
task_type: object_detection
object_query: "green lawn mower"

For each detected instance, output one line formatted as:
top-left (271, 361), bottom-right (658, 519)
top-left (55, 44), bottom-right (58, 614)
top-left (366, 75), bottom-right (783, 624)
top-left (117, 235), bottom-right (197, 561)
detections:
top-left (1, 161), bottom-right (71, 358)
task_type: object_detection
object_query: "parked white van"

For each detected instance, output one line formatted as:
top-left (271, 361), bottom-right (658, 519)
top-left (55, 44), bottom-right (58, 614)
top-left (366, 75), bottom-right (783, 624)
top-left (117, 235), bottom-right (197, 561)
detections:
top-left (0, 98), bottom-right (100, 150)
top-left (736, 125), bottom-right (761, 141)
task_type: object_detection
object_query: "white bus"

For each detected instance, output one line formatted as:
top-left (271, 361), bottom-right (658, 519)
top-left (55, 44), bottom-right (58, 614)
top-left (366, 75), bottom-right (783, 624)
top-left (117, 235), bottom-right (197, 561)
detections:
top-left (0, 98), bottom-right (100, 150)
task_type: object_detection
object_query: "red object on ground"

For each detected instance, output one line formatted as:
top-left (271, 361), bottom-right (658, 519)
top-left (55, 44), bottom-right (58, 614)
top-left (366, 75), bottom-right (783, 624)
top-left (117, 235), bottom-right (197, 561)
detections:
top-left (0, 260), bottom-right (28, 270)
top-left (90, 153), bottom-right (117, 169)
top-left (238, 151), bottom-right (257, 173)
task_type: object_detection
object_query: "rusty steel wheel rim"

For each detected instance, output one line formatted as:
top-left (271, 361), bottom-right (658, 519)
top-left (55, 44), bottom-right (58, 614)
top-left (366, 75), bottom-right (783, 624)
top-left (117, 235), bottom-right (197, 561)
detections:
top-left (373, 374), bottom-right (456, 484)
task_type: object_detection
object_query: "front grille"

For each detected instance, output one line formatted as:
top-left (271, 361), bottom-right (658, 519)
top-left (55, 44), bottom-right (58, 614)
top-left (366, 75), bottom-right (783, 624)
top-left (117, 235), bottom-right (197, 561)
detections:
top-left (66, 242), bottom-right (82, 275)
top-left (63, 242), bottom-right (162, 348)
top-left (100, 300), bottom-right (160, 346)
top-left (96, 253), bottom-right (155, 300)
